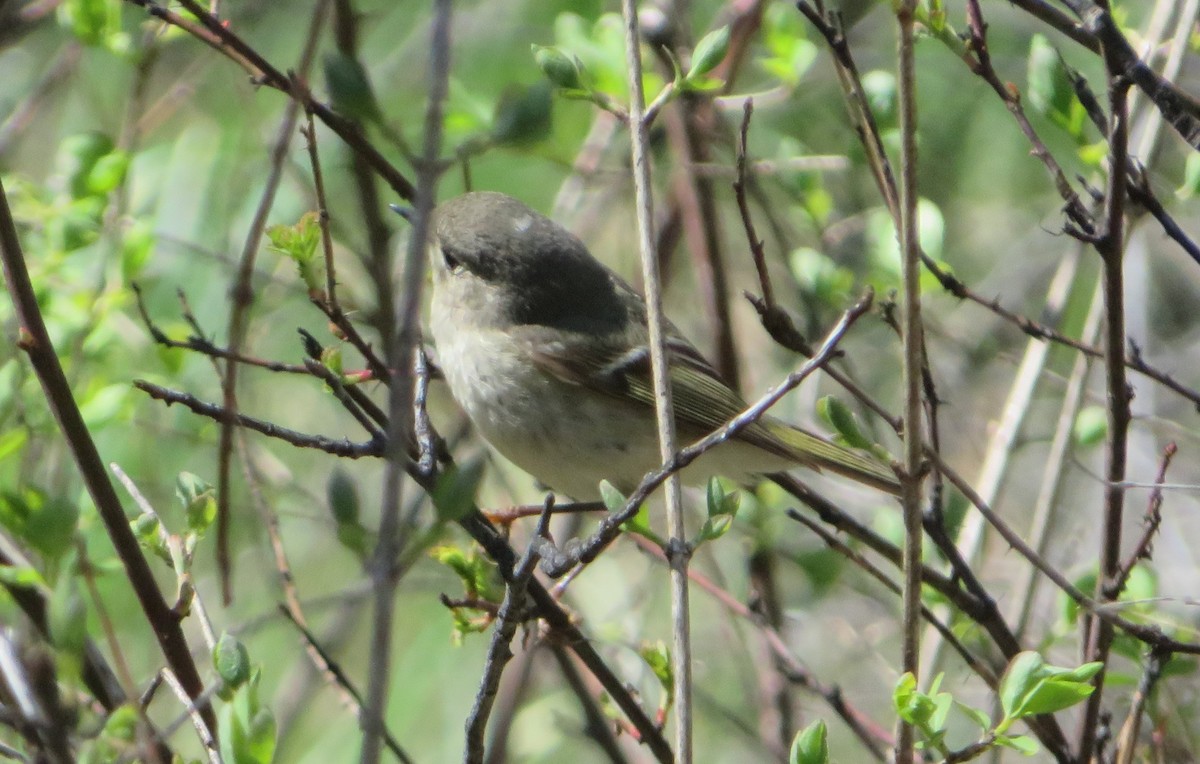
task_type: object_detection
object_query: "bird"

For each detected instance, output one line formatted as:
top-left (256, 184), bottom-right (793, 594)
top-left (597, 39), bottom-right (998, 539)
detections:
top-left (426, 191), bottom-right (899, 501)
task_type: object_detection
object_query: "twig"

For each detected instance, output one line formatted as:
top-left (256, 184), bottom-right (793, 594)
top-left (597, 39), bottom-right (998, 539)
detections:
top-left (277, 606), bottom-right (413, 764)
top-left (1113, 645), bottom-right (1169, 764)
top-left (1112, 443), bottom-right (1176, 605)
top-left (361, 1), bottom-right (451, 761)
top-left (214, 0), bottom-right (330, 604)
top-left (620, 2), bottom-right (691, 759)
top-left (133, 381), bottom-right (384, 458)
top-left (629, 533), bottom-right (892, 759)
top-left (1011, 280), bottom-right (1104, 641)
top-left (329, 0), bottom-right (397, 349)
top-left (302, 113), bottom-right (340, 308)
top-left (545, 644), bottom-right (631, 763)
top-left (919, 255), bottom-right (1200, 410)
top-left (131, 284), bottom-right (310, 374)
top-left (783, 511), bottom-right (998, 687)
top-left (895, 1), bottom-right (924, 760)
top-left (733, 99), bottom-right (773, 309)
top-left (921, 246), bottom-right (1083, 676)
top-left (0, 177), bottom-right (215, 734)
top-left (147, 672), bottom-right (223, 764)
top-left (463, 499), bottom-right (552, 763)
top-left (158, 670), bottom-right (221, 764)
top-left (928, 450), bottom-right (1200, 656)
top-left (123, 0), bottom-right (416, 199)
top-left (1077, 55), bottom-right (1134, 759)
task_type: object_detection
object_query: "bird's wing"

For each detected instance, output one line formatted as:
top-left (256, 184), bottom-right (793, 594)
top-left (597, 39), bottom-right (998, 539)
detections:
top-left (514, 322), bottom-right (813, 466)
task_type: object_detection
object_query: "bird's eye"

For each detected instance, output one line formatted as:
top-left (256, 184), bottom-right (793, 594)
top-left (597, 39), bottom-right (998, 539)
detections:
top-left (442, 247), bottom-right (464, 273)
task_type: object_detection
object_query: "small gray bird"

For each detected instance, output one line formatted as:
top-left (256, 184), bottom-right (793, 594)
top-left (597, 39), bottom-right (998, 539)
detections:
top-left (427, 191), bottom-right (899, 500)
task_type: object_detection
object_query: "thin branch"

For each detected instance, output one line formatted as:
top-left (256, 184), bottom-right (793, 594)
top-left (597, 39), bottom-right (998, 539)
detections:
top-left (362, 0), bottom-right (451, 760)
top-left (0, 177), bottom-right (215, 734)
top-left (463, 500), bottom-right (552, 763)
top-left (895, 1), bottom-right (924, 761)
top-left (620, 2), bottom-right (691, 759)
top-left (123, 0), bottom-right (417, 199)
top-left (1078, 59), bottom-right (1134, 760)
top-left (131, 284), bottom-right (310, 374)
top-left (133, 381), bottom-right (384, 458)
top-left (1112, 442), bottom-right (1176, 594)
top-left (928, 451), bottom-right (1200, 656)
top-left (1113, 646), bottom-right (1169, 764)
top-left (629, 532), bottom-right (892, 759)
top-left (277, 606), bottom-right (413, 764)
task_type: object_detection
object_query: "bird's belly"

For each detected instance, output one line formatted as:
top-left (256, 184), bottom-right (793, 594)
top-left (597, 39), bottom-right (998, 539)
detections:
top-left (434, 328), bottom-right (663, 499)
top-left (433, 327), bottom-right (793, 500)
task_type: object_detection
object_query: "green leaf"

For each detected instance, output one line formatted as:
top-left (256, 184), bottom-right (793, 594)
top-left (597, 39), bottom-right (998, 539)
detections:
top-left (58, 0), bottom-right (122, 48)
top-left (213, 632), bottom-right (252, 690)
top-left (956, 700), bottom-right (992, 731)
top-left (893, 672), bottom-right (919, 721)
top-left (219, 671), bottom-right (276, 764)
top-left (58, 132), bottom-right (114, 199)
top-left (638, 640), bottom-right (673, 707)
top-left (1026, 35), bottom-right (1084, 139)
top-left (1014, 678), bottom-right (1095, 717)
top-left (861, 70), bottom-right (898, 126)
top-left (817, 395), bottom-right (873, 451)
top-left (131, 513), bottom-right (171, 564)
top-left (1073, 405), bottom-right (1107, 448)
top-left (265, 212), bottom-right (323, 293)
top-left (686, 25), bottom-right (730, 81)
top-left (323, 52), bottom-right (381, 123)
top-left (532, 45), bottom-right (586, 91)
top-left (760, 4), bottom-right (817, 87)
top-left (326, 469), bottom-right (359, 526)
top-left (430, 460), bottom-right (484, 522)
top-left (49, 570), bottom-right (88, 656)
top-left (0, 565), bottom-right (47, 588)
top-left (176, 472), bottom-right (216, 535)
top-left (999, 652), bottom-right (1099, 722)
top-left (999, 652), bottom-right (1044, 718)
top-left (430, 545), bottom-right (504, 604)
top-left (0, 489), bottom-right (79, 560)
top-left (705, 477), bottom-right (739, 518)
top-left (0, 428), bottom-right (27, 462)
top-left (85, 151), bottom-right (129, 195)
top-left (1178, 151), bottom-right (1200, 199)
top-left (491, 81), bottom-right (554, 146)
top-left (599, 480), bottom-right (626, 513)
top-left (789, 719), bottom-right (829, 764)
top-left (79, 383), bottom-right (129, 429)
top-left (608, 480), bottom-right (660, 544)
top-left (335, 522), bottom-right (370, 560)
top-left (994, 734), bottom-right (1040, 755)
top-left (788, 247), bottom-right (854, 304)
top-left (120, 219), bottom-right (156, 280)
top-left (695, 514), bottom-right (732, 544)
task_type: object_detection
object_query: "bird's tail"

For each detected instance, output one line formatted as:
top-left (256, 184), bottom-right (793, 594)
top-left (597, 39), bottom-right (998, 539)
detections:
top-left (766, 421), bottom-right (901, 495)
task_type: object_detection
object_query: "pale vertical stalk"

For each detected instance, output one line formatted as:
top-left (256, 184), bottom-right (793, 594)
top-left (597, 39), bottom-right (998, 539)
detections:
top-left (361, 2), bottom-right (451, 763)
top-left (620, 2), bottom-right (691, 760)
top-left (1010, 278), bottom-right (1105, 638)
top-left (895, 1), bottom-right (923, 761)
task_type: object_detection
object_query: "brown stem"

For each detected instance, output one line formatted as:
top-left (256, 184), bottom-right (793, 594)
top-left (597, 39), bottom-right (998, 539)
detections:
top-left (0, 178), bottom-right (214, 733)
